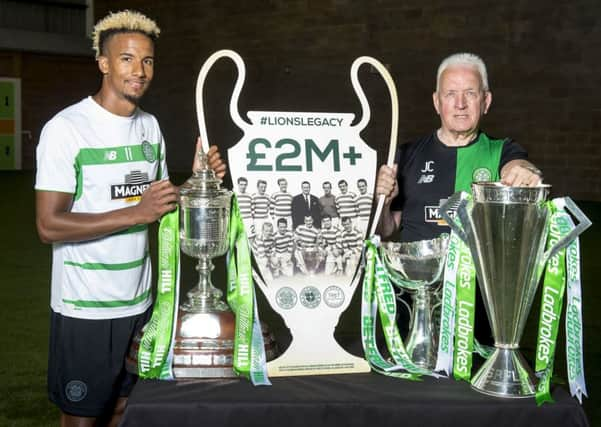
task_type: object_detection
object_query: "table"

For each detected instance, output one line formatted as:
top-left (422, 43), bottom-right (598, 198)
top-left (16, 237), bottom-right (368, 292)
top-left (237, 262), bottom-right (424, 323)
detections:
top-left (120, 373), bottom-right (589, 427)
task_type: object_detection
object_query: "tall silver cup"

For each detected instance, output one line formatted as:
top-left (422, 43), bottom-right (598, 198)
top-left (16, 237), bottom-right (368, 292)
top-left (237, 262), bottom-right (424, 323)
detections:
top-left (441, 182), bottom-right (590, 398)
top-left (381, 235), bottom-right (449, 370)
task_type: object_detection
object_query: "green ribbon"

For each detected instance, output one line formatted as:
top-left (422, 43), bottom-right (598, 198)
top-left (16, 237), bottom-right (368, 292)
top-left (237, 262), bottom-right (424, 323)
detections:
top-left (227, 195), bottom-right (271, 385)
top-left (137, 208), bottom-right (180, 379)
top-left (535, 202), bottom-right (572, 405)
top-left (451, 229), bottom-right (477, 382)
top-left (361, 238), bottom-right (433, 380)
top-left (564, 214), bottom-right (587, 403)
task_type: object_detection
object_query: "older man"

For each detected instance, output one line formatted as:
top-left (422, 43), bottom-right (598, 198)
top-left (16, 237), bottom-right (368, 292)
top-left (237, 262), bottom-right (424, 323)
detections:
top-left (376, 52), bottom-right (542, 241)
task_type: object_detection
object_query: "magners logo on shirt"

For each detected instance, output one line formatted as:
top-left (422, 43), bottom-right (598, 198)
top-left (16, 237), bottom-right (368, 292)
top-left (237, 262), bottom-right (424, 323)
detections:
top-left (111, 170), bottom-right (151, 202)
top-left (424, 199), bottom-right (456, 226)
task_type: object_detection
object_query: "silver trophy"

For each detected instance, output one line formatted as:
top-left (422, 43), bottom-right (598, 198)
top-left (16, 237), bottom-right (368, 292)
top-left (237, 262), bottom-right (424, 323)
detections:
top-left (441, 182), bottom-right (590, 398)
top-left (171, 148), bottom-right (237, 377)
top-left (381, 235), bottom-right (449, 370)
top-left (299, 245), bottom-right (324, 275)
top-left (174, 149), bottom-right (278, 377)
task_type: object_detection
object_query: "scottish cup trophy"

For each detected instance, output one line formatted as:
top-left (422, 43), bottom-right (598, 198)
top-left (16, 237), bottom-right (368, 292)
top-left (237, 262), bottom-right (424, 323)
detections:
top-left (380, 235), bottom-right (448, 370)
top-left (171, 149), bottom-right (237, 377)
top-left (127, 150), bottom-right (277, 377)
top-left (441, 182), bottom-right (590, 397)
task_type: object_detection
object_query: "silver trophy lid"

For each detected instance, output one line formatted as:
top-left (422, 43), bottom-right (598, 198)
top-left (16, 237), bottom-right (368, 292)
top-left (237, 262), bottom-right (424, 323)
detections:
top-left (180, 147), bottom-right (224, 198)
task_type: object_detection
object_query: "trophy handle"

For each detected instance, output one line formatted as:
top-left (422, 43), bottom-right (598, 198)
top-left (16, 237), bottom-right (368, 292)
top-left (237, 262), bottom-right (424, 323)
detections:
top-left (395, 291), bottom-right (413, 318)
top-left (196, 49), bottom-right (249, 152)
top-left (440, 192), bottom-right (470, 243)
top-left (349, 56), bottom-right (399, 238)
top-left (543, 197), bottom-right (592, 261)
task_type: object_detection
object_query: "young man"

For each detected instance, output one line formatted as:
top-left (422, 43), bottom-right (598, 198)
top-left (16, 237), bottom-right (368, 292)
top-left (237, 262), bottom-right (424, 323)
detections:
top-left (270, 178), bottom-right (293, 230)
top-left (337, 216), bottom-right (363, 276)
top-left (252, 179), bottom-right (271, 234)
top-left (318, 181), bottom-right (339, 228)
top-left (271, 218), bottom-right (294, 277)
top-left (335, 179), bottom-right (358, 228)
top-left (293, 215), bottom-right (322, 274)
top-left (253, 221), bottom-right (276, 281)
top-left (236, 176), bottom-right (253, 222)
top-left (35, 10), bottom-right (225, 427)
top-left (355, 178), bottom-right (373, 233)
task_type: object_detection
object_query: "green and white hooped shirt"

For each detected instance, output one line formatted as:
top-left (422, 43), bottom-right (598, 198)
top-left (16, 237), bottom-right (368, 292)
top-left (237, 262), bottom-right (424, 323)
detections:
top-left (35, 97), bottom-right (168, 320)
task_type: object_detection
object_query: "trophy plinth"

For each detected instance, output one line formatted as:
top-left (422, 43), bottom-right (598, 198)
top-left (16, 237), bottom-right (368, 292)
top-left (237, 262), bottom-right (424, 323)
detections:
top-left (381, 235), bottom-right (448, 370)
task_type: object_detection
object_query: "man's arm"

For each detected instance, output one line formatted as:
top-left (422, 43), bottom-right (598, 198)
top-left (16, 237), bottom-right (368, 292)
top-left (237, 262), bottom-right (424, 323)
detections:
top-left (374, 164), bottom-right (402, 238)
top-left (36, 179), bottom-right (179, 244)
top-left (500, 159), bottom-right (542, 187)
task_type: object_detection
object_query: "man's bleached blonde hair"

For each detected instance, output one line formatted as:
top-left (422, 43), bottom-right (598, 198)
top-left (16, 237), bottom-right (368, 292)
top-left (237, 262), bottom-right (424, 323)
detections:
top-left (92, 10), bottom-right (160, 58)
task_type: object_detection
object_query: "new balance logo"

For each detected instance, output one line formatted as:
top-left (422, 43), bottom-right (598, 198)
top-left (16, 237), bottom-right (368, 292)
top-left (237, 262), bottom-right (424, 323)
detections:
top-left (417, 174), bottom-right (435, 184)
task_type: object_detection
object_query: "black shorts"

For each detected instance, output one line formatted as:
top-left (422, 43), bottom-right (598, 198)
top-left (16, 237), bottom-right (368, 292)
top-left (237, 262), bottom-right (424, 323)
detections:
top-left (47, 308), bottom-right (151, 417)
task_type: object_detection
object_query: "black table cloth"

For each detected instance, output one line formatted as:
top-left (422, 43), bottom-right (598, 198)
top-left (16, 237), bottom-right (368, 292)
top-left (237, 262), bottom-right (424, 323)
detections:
top-left (120, 373), bottom-right (588, 427)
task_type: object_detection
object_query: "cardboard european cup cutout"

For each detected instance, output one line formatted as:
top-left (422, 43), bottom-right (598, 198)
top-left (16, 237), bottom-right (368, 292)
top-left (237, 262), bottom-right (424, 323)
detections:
top-left (196, 50), bottom-right (397, 376)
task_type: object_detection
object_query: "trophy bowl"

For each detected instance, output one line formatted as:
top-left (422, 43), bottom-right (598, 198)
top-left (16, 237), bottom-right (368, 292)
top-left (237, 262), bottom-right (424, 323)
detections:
top-left (380, 235), bottom-right (449, 370)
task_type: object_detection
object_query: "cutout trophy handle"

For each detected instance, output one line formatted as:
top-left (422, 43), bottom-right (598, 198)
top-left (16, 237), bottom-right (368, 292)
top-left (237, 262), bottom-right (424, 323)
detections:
top-left (195, 49), bottom-right (249, 152)
top-left (349, 57), bottom-right (398, 238)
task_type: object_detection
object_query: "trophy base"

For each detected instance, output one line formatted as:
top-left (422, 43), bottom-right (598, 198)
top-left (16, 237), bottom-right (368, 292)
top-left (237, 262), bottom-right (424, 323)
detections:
top-left (470, 347), bottom-right (536, 398)
top-left (126, 308), bottom-right (279, 379)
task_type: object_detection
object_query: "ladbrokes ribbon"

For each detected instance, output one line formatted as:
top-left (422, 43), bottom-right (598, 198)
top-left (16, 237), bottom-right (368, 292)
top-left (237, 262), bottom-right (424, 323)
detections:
top-left (138, 208), bottom-right (180, 379)
top-left (227, 195), bottom-right (271, 385)
top-left (535, 200), bottom-right (584, 405)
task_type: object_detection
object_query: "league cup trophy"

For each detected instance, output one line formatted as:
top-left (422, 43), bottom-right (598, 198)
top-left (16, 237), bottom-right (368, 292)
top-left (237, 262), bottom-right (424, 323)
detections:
top-left (380, 235), bottom-right (448, 370)
top-left (441, 182), bottom-right (590, 397)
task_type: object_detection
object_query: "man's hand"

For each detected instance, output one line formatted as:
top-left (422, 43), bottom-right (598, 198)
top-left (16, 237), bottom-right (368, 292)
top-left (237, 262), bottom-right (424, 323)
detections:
top-left (133, 180), bottom-right (179, 223)
top-left (192, 137), bottom-right (227, 178)
top-left (375, 164), bottom-right (399, 205)
top-left (500, 160), bottom-right (543, 187)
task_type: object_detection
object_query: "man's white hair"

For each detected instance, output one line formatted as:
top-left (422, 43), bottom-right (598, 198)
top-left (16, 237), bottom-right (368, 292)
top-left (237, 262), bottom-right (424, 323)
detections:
top-left (436, 52), bottom-right (489, 92)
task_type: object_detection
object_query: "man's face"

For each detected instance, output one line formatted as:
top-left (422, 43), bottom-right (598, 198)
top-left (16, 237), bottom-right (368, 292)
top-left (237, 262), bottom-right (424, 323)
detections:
top-left (357, 181), bottom-right (367, 194)
top-left (279, 180), bottom-right (287, 192)
top-left (342, 219), bottom-right (352, 231)
top-left (304, 216), bottom-right (313, 227)
top-left (301, 183), bottom-right (310, 195)
top-left (278, 222), bottom-right (287, 233)
top-left (258, 182), bottom-right (267, 194)
top-left (98, 32), bottom-right (155, 105)
top-left (433, 65), bottom-right (491, 137)
top-left (323, 183), bottom-right (332, 195)
top-left (338, 181), bottom-right (348, 194)
top-left (262, 223), bottom-right (273, 237)
top-left (322, 217), bottom-right (332, 229)
top-left (238, 180), bottom-right (248, 193)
